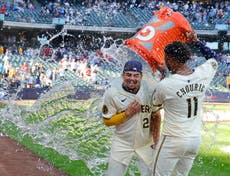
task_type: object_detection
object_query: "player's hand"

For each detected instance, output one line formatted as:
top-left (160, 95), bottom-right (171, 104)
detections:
top-left (156, 63), bottom-right (167, 80)
top-left (125, 100), bottom-right (141, 118)
top-left (186, 30), bottom-right (198, 43)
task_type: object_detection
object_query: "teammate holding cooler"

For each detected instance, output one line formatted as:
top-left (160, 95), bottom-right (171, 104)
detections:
top-left (152, 30), bottom-right (219, 176)
top-left (102, 60), bottom-right (161, 176)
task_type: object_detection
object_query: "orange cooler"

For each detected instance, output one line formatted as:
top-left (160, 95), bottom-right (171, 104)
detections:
top-left (125, 7), bottom-right (191, 72)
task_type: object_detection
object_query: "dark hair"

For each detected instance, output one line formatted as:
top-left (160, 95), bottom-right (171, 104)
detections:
top-left (164, 41), bottom-right (191, 64)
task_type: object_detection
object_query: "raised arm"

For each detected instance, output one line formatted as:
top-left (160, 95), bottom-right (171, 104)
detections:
top-left (187, 30), bottom-right (221, 61)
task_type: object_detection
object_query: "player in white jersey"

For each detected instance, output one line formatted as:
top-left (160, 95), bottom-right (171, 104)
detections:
top-left (152, 30), bottom-right (219, 176)
top-left (102, 60), bottom-right (161, 176)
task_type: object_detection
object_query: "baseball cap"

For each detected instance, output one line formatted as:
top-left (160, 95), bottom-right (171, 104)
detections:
top-left (123, 60), bottom-right (142, 73)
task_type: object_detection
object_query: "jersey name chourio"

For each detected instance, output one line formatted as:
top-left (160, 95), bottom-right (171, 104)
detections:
top-left (176, 83), bottom-right (205, 98)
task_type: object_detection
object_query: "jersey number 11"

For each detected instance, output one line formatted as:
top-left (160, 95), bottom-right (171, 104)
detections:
top-left (186, 97), bottom-right (198, 118)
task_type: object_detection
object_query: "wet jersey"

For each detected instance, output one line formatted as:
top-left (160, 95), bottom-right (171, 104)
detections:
top-left (152, 59), bottom-right (218, 137)
top-left (102, 77), bottom-right (159, 165)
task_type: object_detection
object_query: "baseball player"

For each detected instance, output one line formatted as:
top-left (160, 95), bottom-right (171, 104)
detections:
top-left (152, 30), bottom-right (219, 176)
top-left (102, 60), bottom-right (161, 176)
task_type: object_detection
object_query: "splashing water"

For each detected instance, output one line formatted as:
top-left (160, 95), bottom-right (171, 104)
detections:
top-left (0, 29), bottom-right (226, 176)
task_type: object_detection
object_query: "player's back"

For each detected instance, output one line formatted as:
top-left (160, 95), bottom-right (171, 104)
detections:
top-left (158, 59), bottom-right (218, 137)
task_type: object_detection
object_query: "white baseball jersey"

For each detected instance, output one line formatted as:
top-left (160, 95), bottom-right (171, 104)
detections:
top-left (152, 59), bottom-right (218, 137)
top-left (102, 77), bottom-right (159, 165)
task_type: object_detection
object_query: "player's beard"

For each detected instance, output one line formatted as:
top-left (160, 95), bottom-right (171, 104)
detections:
top-left (125, 80), bottom-right (140, 93)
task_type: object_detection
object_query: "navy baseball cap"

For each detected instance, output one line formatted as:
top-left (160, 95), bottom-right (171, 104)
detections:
top-left (123, 60), bottom-right (142, 73)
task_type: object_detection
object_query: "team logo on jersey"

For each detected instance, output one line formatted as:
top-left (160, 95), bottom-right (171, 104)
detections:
top-left (211, 61), bottom-right (217, 70)
top-left (102, 105), bottom-right (108, 114)
top-left (121, 98), bottom-right (127, 102)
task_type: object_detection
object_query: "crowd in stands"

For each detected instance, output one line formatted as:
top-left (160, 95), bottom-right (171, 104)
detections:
top-left (0, 45), bottom-right (113, 93)
top-left (1, 48), bottom-right (50, 90)
top-left (57, 49), bottom-right (103, 84)
top-left (0, 0), bottom-right (229, 28)
top-left (0, 41), bottom-right (229, 96)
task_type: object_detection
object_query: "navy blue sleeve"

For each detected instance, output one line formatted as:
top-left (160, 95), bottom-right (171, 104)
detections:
top-left (195, 40), bottom-right (221, 61)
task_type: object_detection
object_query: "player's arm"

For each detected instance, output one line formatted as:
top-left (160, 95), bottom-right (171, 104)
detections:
top-left (103, 111), bottom-right (127, 126)
top-left (151, 110), bottom-right (161, 149)
top-left (151, 86), bottom-right (163, 149)
top-left (103, 100), bottom-right (141, 126)
top-left (187, 30), bottom-right (221, 61)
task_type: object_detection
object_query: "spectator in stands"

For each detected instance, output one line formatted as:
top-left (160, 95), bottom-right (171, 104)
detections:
top-left (3, 49), bottom-right (10, 76)
top-left (28, 73), bottom-right (34, 88)
top-left (0, 5), bottom-right (7, 14)
top-left (8, 66), bottom-right (16, 79)
top-left (35, 75), bottom-right (41, 88)
top-left (0, 62), bottom-right (3, 76)
top-left (70, 58), bottom-right (78, 72)
top-left (51, 67), bottom-right (58, 81)
top-left (21, 62), bottom-right (28, 73)
top-left (217, 8), bottom-right (224, 19)
top-left (0, 45), bottom-right (4, 54)
top-left (91, 63), bottom-right (99, 84)
top-left (18, 46), bottom-right (23, 55)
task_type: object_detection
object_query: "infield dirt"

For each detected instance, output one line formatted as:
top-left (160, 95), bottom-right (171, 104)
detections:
top-left (0, 133), bottom-right (68, 176)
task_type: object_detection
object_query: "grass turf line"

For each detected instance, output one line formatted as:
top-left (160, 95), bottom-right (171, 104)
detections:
top-left (0, 120), bottom-right (93, 176)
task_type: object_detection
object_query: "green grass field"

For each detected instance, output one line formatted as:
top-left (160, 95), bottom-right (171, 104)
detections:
top-left (0, 101), bottom-right (229, 176)
top-left (190, 122), bottom-right (230, 176)
top-left (203, 103), bottom-right (230, 111)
